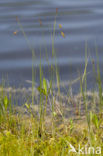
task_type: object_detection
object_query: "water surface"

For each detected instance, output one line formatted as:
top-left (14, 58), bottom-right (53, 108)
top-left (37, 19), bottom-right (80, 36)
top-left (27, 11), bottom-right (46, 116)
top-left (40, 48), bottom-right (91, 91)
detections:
top-left (0, 0), bottom-right (103, 92)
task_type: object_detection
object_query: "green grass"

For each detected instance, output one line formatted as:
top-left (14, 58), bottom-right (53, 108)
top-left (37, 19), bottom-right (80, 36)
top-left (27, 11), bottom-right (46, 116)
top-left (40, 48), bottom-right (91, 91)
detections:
top-left (0, 93), bottom-right (103, 156)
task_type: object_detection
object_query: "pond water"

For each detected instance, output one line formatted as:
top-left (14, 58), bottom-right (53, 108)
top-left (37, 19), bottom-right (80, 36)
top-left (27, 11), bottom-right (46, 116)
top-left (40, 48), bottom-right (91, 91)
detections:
top-left (0, 0), bottom-right (103, 92)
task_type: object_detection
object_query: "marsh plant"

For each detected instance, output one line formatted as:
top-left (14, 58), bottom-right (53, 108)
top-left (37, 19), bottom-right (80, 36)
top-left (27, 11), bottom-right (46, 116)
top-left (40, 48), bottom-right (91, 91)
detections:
top-left (0, 9), bottom-right (103, 156)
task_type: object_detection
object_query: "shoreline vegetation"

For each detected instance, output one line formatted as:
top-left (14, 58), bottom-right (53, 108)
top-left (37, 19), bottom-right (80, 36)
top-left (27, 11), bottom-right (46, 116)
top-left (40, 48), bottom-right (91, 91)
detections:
top-left (0, 9), bottom-right (103, 156)
top-left (0, 86), bottom-right (103, 155)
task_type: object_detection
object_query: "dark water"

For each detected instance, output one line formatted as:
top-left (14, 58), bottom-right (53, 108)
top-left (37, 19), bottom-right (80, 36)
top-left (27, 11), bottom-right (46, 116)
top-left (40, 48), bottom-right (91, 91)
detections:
top-left (0, 0), bottom-right (103, 92)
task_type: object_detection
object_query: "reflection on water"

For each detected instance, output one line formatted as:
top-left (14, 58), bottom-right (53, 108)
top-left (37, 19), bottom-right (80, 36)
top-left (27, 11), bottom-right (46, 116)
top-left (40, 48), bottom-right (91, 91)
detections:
top-left (0, 0), bottom-right (103, 92)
